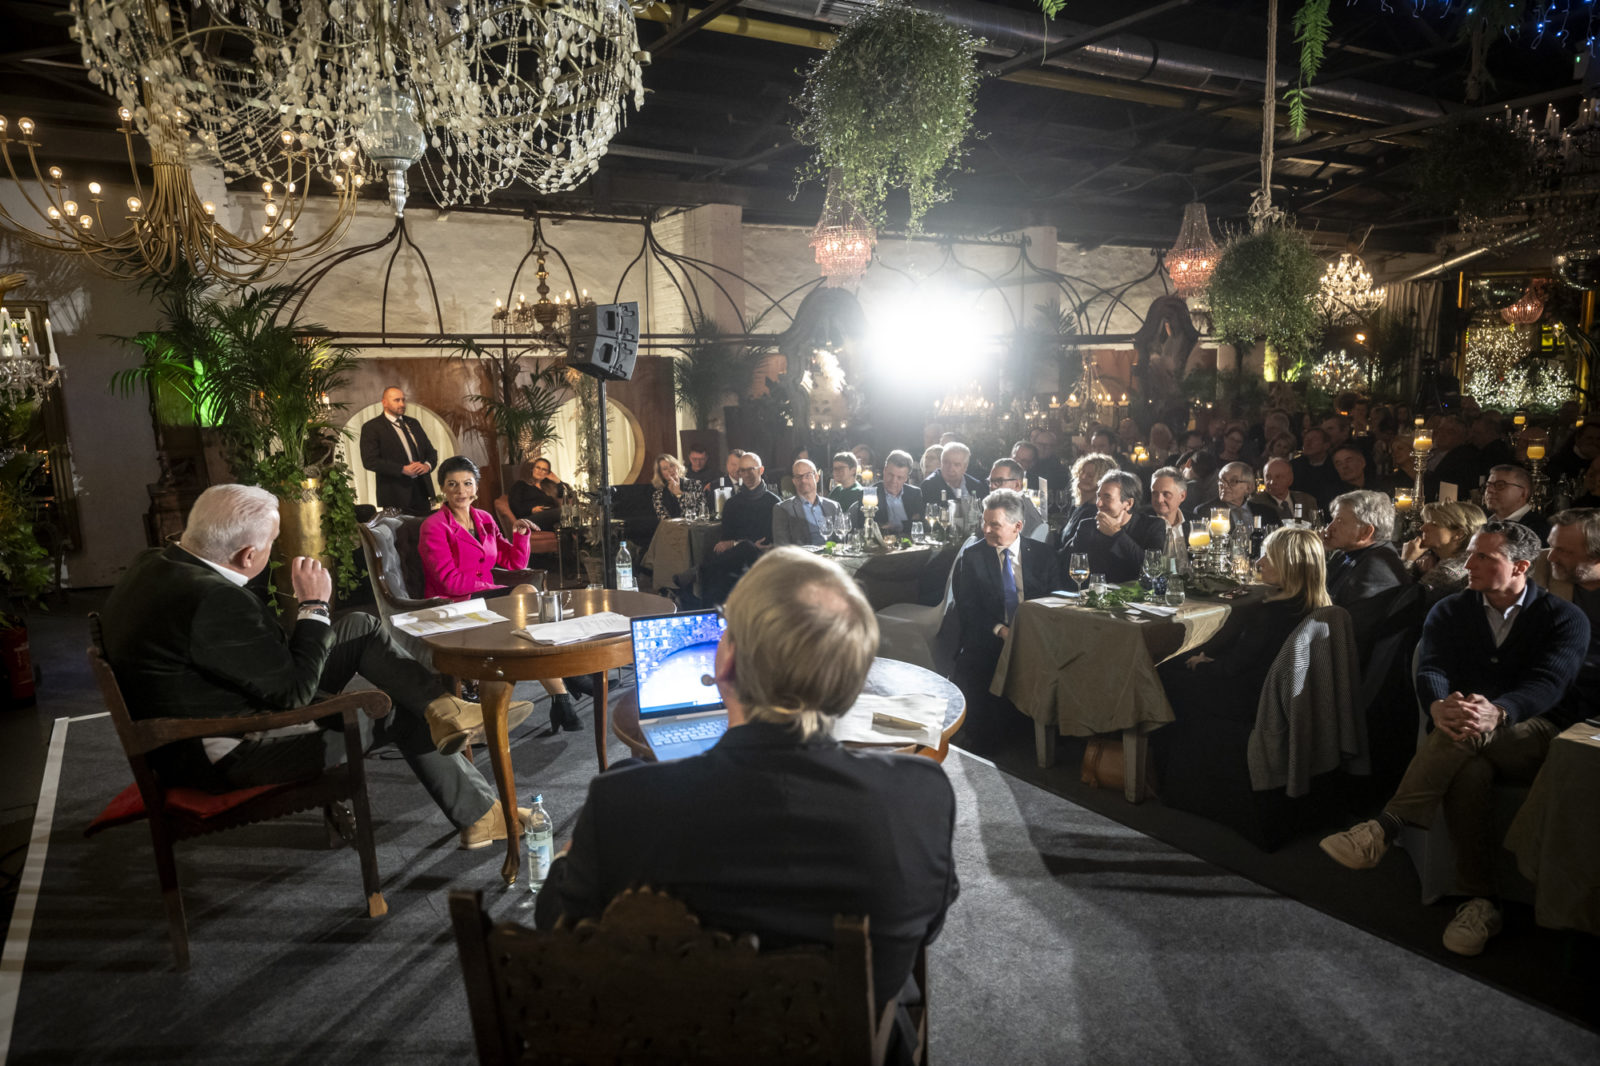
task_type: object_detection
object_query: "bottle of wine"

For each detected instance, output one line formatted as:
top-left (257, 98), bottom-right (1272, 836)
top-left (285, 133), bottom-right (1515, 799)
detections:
top-left (1249, 515), bottom-right (1267, 559)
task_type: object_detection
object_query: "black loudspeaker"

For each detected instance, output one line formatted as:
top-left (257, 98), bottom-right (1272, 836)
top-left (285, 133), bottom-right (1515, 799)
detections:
top-left (566, 301), bottom-right (639, 381)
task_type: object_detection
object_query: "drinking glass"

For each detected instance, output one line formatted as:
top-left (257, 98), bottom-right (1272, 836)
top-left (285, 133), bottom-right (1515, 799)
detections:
top-left (910, 521), bottom-right (924, 541)
top-left (1165, 576), bottom-right (1186, 607)
top-left (1142, 549), bottom-right (1165, 583)
top-left (1069, 552), bottom-right (1090, 589)
top-left (1088, 572), bottom-right (1106, 592)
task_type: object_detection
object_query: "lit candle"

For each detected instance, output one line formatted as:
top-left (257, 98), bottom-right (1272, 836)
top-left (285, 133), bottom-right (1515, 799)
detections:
top-left (23, 310), bottom-right (40, 357)
top-left (1188, 529), bottom-right (1212, 549)
top-left (1209, 509), bottom-right (1231, 536)
top-left (1395, 493), bottom-right (1413, 511)
top-left (863, 486), bottom-right (877, 508)
top-left (861, 469), bottom-right (873, 484)
top-left (43, 317), bottom-right (57, 362)
top-left (1514, 413), bottom-right (1527, 426)
top-left (1526, 444), bottom-right (1546, 460)
top-left (1413, 431), bottom-right (1433, 454)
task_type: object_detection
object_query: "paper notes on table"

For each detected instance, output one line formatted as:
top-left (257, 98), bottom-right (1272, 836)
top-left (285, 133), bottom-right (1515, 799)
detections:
top-left (832, 693), bottom-right (945, 748)
top-left (390, 599), bottom-right (502, 637)
top-left (514, 611), bottom-right (633, 645)
top-left (1127, 602), bottom-right (1179, 618)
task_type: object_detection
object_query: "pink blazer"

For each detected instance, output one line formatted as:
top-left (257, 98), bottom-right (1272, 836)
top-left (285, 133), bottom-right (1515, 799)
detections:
top-left (418, 507), bottom-right (531, 600)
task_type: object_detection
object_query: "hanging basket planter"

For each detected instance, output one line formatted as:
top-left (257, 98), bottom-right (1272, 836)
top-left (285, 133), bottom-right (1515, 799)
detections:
top-left (1206, 222), bottom-right (1323, 365)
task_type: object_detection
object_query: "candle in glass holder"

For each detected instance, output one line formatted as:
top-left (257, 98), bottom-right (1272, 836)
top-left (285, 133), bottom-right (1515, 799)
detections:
top-left (1188, 529), bottom-right (1212, 549)
top-left (1526, 444), bottom-right (1546, 460)
top-left (1413, 430), bottom-right (1433, 453)
top-left (1209, 509), bottom-right (1231, 536)
top-left (1513, 413), bottom-right (1527, 426)
top-left (860, 469), bottom-right (873, 484)
top-left (863, 486), bottom-right (878, 508)
top-left (1395, 492), bottom-right (1413, 512)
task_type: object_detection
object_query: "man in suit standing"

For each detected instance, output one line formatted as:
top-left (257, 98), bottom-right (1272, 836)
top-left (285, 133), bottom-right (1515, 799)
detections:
top-left (849, 449), bottom-right (923, 535)
top-left (1320, 521), bottom-right (1588, 957)
top-left (1323, 489), bottom-right (1411, 659)
top-left (919, 440), bottom-right (985, 501)
top-left (98, 484), bottom-right (533, 850)
top-left (948, 490), bottom-right (1060, 714)
top-left (772, 459), bottom-right (842, 547)
top-left (1060, 470), bottom-right (1167, 584)
top-left (359, 386), bottom-right (438, 515)
top-left (535, 548), bottom-right (958, 1059)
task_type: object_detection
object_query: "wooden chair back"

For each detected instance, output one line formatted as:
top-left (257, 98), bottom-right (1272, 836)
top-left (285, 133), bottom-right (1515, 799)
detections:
top-left (450, 887), bottom-right (887, 1066)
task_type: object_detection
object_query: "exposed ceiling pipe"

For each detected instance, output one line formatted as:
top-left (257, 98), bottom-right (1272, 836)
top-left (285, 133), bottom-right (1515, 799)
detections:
top-left (737, 0), bottom-right (1451, 126)
top-left (1398, 228), bottom-right (1544, 283)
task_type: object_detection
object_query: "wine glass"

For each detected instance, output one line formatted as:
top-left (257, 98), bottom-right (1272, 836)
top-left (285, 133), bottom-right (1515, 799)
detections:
top-left (1069, 552), bottom-right (1090, 590)
top-left (1142, 549), bottom-right (1165, 585)
top-left (910, 521), bottom-right (924, 542)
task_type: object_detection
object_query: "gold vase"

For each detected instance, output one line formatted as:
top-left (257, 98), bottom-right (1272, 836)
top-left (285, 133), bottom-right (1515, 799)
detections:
top-left (272, 479), bottom-right (329, 616)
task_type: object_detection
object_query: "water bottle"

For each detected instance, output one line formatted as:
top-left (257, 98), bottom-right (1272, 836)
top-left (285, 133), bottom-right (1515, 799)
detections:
top-left (615, 540), bottom-right (636, 591)
top-left (524, 794), bottom-right (553, 894)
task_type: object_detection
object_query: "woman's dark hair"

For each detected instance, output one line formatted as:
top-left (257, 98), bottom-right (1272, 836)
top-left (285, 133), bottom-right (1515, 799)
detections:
top-left (438, 455), bottom-right (479, 480)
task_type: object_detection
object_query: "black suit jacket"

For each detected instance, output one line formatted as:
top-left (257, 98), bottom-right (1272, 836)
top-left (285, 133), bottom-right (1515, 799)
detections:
top-left (919, 471), bottom-right (986, 502)
top-left (1060, 512), bottom-right (1167, 583)
top-left (848, 484), bottom-right (924, 532)
top-left (359, 414), bottom-right (438, 512)
top-left (534, 721), bottom-right (959, 1013)
top-left (1416, 583), bottom-right (1589, 726)
top-left (1326, 540), bottom-right (1411, 660)
top-left (99, 546), bottom-right (336, 784)
top-left (949, 536), bottom-right (1059, 691)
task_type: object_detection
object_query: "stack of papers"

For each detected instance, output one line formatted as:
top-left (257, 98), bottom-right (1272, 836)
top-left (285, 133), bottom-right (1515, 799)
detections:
top-left (832, 693), bottom-right (947, 748)
top-left (390, 599), bottom-right (501, 637)
top-left (514, 611), bottom-right (633, 645)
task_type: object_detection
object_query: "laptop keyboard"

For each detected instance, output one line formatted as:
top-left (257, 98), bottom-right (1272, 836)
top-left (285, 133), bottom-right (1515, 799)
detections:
top-left (650, 720), bottom-right (728, 746)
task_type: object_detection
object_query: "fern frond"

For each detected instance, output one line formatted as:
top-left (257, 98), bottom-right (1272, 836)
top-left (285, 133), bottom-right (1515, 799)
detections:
top-left (1286, 0), bottom-right (1333, 140)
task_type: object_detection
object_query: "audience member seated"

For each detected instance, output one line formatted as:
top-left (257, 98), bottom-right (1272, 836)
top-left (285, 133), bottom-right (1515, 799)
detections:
top-left (421, 457), bottom-right (577, 732)
top-left (1481, 463), bottom-right (1549, 543)
top-left (704, 449), bottom-right (744, 498)
top-left (684, 444), bottom-right (714, 484)
top-left (948, 490), bottom-right (1060, 728)
top-left (507, 456), bottom-right (572, 529)
top-left (1290, 427), bottom-right (1342, 511)
top-left (772, 459), bottom-right (841, 547)
top-left (1320, 521), bottom-right (1589, 957)
top-left (1427, 416), bottom-right (1479, 497)
top-left (534, 547), bottom-right (959, 1056)
top-left (920, 443), bottom-right (943, 479)
top-left (1468, 413), bottom-right (1515, 478)
top-left (1400, 501), bottom-right (1487, 598)
top-left (1321, 413), bottom-right (1370, 465)
top-left (1252, 457), bottom-right (1319, 523)
top-left (1548, 421), bottom-right (1600, 481)
top-left (1151, 526), bottom-right (1333, 842)
top-left (850, 449), bottom-right (923, 535)
top-left (698, 452), bottom-right (781, 604)
top-left (1088, 426), bottom-right (1132, 471)
top-left (920, 440), bottom-right (985, 501)
top-left (828, 451), bottom-right (864, 512)
top-left (100, 484), bottom-right (525, 850)
top-left (1060, 470), bottom-right (1166, 584)
top-left (1147, 422), bottom-right (1179, 467)
top-left (1149, 466), bottom-right (1190, 564)
top-left (1323, 489), bottom-right (1410, 659)
top-left (1372, 436), bottom-right (1418, 497)
top-left (1010, 440), bottom-right (1041, 488)
top-left (1534, 508), bottom-right (1600, 726)
top-left (651, 453), bottom-right (702, 520)
top-left (1214, 460), bottom-right (1272, 530)
top-left (1178, 448), bottom-right (1221, 517)
top-left (1067, 452), bottom-right (1118, 528)
top-left (1028, 427), bottom-right (1070, 489)
top-left (1576, 453), bottom-right (1600, 508)
top-left (850, 442), bottom-right (876, 480)
top-left (986, 459), bottom-right (1045, 540)
top-left (1332, 443), bottom-right (1370, 491)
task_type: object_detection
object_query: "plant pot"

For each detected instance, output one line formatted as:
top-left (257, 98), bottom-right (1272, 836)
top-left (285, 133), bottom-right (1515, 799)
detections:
top-left (273, 479), bottom-right (329, 614)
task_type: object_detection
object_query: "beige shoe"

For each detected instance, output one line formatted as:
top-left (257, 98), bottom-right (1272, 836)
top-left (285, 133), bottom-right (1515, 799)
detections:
top-left (1319, 819), bottom-right (1389, 870)
top-left (460, 802), bottom-right (533, 849)
top-left (1442, 898), bottom-right (1503, 956)
top-left (425, 696), bottom-right (534, 755)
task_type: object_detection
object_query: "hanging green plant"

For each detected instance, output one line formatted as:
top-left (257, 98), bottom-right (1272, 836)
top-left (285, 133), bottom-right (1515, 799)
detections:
top-left (793, 0), bottom-right (982, 232)
top-left (1206, 221), bottom-right (1323, 364)
top-left (1284, 0), bottom-right (1332, 139)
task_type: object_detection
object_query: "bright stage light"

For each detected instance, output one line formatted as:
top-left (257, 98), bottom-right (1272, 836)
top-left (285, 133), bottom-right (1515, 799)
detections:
top-left (868, 290), bottom-right (989, 380)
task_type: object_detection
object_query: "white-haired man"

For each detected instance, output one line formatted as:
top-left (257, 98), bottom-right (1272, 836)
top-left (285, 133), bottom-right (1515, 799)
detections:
top-left (1323, 489), bottom-right (1411, 657)
top-left (1253, 457), bottom-right (1319, 522)
top-left (536, 548), bottom-right (958, 1057)
top-left (919, 440), bottom-right (985, 500)
top-left (99, 484), bottom-right (533, 850)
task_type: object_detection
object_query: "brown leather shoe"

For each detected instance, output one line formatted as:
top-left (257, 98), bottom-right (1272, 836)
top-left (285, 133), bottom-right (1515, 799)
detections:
top-left (425, 696), bottom-right (535, 755)
top-left (459, 802), bottom-right (533, 849)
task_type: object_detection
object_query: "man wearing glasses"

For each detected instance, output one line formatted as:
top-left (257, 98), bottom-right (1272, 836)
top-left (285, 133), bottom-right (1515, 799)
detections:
top-left (1216, 461), bottom-right (1275, 531)
top-left (1482, 464), bottom-right (1549, 544)
top-left (695, 453), bottom-right (780, 604)
top-left (988, 459), bottom-right (1047, 541)
top-left (773, 459), bottom-right (842, 547)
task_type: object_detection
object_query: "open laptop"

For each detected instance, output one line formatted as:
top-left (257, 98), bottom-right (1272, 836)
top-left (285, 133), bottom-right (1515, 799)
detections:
top-left (631, 609), bottom-right (730, 761)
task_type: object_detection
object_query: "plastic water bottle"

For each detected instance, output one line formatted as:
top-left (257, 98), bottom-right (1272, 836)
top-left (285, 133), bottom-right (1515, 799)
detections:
top-left (615, 540), bottom-right (636, 591)
top-left (524, 794), bottom-right (553, 894)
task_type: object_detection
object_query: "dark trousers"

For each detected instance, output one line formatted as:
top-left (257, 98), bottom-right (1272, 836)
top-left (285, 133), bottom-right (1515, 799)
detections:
top-left (699, 541), bottom-right (764, 604)
top-left (216, 613), bottom-right (497, 829)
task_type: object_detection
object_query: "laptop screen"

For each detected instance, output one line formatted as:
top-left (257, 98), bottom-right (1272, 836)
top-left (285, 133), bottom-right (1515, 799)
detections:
top-left (631, 610), bottom-right (728, 720)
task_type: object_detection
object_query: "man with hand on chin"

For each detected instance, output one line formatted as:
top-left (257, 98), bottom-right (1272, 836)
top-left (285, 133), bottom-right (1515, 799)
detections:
top-left (1320, 521), bottom-right (1588, 957)
top-left (1059, 470), bottom-right (1166, 584)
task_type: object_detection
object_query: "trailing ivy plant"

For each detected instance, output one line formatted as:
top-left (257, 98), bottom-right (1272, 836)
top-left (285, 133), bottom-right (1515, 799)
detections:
top-left (1284, 0), bottom-right (1332, 139)
top-left (1205, 221), bottom-right (1323, 366)
top-left (793, 0), bottom-right (982, 232)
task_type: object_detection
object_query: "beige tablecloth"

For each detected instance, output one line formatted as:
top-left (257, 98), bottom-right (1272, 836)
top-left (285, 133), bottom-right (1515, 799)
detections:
top-left (991, 595), bottom-right (1234, 737)
top-left (1505, 721), bottom-right (1600, 935)
top-left (640, 520), bottom-right (721, 591)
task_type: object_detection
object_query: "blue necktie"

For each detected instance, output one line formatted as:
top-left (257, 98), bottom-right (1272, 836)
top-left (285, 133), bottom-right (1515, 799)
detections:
top-left (1001, 547), bottom-right (1019, 623)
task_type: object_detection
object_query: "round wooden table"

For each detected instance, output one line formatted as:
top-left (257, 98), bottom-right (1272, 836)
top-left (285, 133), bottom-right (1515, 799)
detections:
top-left (611, 658), bottom-right (966, 763)
top-left (424, 589), bottom-right (674, 885)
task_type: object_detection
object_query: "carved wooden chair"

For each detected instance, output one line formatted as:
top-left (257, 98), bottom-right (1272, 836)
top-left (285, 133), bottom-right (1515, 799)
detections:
top-left (83, 615), bottom-right (391, 970)
top-left (450, 887), bottom-right (919, 1065)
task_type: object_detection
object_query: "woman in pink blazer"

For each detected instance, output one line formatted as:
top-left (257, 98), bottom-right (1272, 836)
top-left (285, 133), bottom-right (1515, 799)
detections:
top-left (418, 456), bottom-right (582, 730)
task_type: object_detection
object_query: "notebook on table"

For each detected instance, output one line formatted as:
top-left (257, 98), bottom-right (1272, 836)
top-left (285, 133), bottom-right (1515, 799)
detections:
top-left (631, 609), bottom-right (729, 761)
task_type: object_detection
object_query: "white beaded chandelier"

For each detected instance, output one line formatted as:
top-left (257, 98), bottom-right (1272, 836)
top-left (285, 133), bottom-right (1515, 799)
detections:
top-left (68, 0), bottom-right (649, 205)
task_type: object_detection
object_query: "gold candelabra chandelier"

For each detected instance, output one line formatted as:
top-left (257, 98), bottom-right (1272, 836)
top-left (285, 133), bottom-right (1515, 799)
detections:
top-left (0, 109), bottom-right (362, 282)
top-left (491, 251), bottom-right (589, 343)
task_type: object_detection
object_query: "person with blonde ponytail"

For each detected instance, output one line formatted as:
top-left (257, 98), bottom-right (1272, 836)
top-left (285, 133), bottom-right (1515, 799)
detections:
top-left (535, 548), bottom-right (958, 1052)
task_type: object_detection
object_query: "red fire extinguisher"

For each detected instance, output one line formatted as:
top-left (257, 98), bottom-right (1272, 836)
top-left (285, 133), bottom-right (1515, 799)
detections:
top-left (1, 622), bottom-right (36, 707)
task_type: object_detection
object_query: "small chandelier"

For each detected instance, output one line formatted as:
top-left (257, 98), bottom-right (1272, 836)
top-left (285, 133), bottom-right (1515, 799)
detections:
top-left (0, 110), bottom-right (360, 282)
top-left (810, 180), bottom-right (876, 288)
top-left (492, 251), bottom-right (590, 345)
top-left (0, 308), bottom-right (61, 409)
top-left (1165, 201), bottom-right (1218, 297)
top-left (1315, 253), bottom-right (1387, 322)
top-left (1500, 279), bottom-right (1546, 325)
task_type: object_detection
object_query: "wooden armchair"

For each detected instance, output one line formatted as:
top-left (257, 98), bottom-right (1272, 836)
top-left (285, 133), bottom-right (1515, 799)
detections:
top-left (84, 617), bottom-right (391, 971)
top-left (450, 887), bottom-right (919, 1066)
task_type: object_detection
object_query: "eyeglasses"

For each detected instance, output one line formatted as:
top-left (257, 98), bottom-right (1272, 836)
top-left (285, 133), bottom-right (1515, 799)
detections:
top-left (1485, 479), bottom-right (1524, 491)
top-left (736, 466), bottom-right (760, 475)
top-left (988, 476), bottom-right (1020, 486)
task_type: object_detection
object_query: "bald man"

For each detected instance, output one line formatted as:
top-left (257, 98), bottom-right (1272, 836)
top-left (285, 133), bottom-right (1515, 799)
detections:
top-left (359, 386), bottom-right (437, 514)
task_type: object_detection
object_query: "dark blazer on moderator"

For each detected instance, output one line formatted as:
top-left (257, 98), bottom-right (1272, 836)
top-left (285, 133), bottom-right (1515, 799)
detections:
top-left (359, 413), bottom-right (438, 511)
top-left (534, 720), bottom-right (959, 1013)
top-left (1059, 511), bottom-right (1168, 584)
top-left (949, 535), bottom-right (1059, 690)
top-left (99, 546), bottom-right (336, 785)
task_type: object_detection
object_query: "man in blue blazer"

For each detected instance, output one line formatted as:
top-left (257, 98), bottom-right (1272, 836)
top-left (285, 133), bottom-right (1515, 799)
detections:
top-left (1320, 521), bottom-right (1589, 957)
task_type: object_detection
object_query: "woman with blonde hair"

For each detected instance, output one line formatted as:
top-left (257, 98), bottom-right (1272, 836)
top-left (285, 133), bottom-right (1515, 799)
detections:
top-left (1400, 500), bottom-right (1486, 594)
top-left (1068, 452), bottom-right (1118, 525)
top-left (652, 452), bottom-right (702, 519)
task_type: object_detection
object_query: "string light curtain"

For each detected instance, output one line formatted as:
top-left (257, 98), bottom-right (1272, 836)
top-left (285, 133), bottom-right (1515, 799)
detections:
top-left (69, 0), bottom-right (648, 205)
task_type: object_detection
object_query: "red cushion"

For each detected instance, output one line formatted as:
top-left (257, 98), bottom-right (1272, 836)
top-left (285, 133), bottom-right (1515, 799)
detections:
top-left (85, 780), bottom-right (297, 835)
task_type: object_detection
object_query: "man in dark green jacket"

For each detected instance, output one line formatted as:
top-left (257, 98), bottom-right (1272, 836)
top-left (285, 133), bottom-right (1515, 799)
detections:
top-left (100, 484), bottom-right (531, 849)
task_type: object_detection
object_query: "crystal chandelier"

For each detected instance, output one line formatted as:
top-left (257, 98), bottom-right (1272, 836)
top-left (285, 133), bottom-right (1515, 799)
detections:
top-left (1461, 98), bottom-right (1600, 250)
top-left (810, 179), bottom-right (876, 288)
top-left (1499, 279), bottom-right (1546, 325)
top-left (1314, 253), bottom-right (1387, 322)
top-left (0, 308), bottom-right (61, 409)
top-left (1165, 202), bottom-right (1218, 298)
top-left (69, 0), bottom-right (649, 207)
top-left (0, 109), bottom-right (360, 282)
